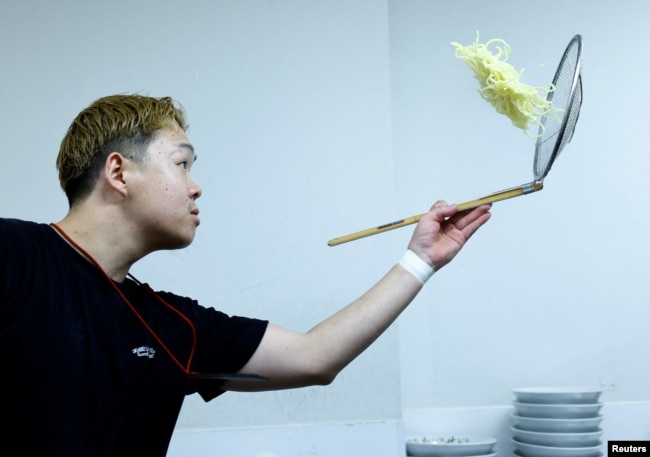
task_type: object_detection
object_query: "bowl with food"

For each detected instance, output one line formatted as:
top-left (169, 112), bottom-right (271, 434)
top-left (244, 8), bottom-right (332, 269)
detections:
top-left (405, 435), bottom-right (497, 456)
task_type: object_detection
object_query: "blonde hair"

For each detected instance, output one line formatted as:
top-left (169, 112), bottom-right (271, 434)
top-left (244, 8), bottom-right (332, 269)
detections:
top-left (57, 94), bottom-right (188, 206)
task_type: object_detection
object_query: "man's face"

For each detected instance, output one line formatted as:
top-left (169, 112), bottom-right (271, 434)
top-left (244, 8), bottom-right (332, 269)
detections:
top-left (125, 124), bottom-right (202, 251)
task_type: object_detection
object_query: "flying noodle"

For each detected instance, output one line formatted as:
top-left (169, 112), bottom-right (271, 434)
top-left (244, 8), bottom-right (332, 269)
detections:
top-left (451, 33), bottom-right (558, 135)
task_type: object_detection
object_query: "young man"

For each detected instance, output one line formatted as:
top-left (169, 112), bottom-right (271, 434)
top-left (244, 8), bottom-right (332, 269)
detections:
top-left (0, 94), bottom-right (491, 456)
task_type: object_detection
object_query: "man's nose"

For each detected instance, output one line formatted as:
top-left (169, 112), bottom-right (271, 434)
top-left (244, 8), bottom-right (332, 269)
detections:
top-left (189, 177), bottom-right (202, 199)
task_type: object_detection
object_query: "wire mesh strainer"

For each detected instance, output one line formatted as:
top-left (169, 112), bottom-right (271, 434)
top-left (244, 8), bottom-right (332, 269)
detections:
top-left (329, 34), bottom-right (584, 247)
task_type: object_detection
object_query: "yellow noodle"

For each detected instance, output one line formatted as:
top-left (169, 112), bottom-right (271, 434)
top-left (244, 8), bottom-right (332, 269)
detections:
top-left (451, 33), bottom-right (557, 135)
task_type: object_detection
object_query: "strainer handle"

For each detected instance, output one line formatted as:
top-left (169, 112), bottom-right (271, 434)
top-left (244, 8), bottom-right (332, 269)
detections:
top-left (327, 182), bottom-right (543, 246)
top-left (456, 181), bottom-right (543, 211)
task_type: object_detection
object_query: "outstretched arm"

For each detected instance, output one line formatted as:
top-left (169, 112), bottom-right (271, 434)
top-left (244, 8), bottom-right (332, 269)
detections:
top-left (224, 201), bottom-right (491, 391)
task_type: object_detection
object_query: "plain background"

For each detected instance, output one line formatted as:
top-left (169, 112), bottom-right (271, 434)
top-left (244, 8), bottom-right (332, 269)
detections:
top-left (1, 0), bottom-right (648, 432)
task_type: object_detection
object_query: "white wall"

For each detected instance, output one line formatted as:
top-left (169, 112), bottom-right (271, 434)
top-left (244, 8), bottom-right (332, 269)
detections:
top-left (1, 0), bottom-right (648, 445)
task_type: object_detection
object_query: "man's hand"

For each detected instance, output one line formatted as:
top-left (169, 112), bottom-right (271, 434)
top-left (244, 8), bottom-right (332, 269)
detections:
top-left (407, 201), bottom-right (491, 271)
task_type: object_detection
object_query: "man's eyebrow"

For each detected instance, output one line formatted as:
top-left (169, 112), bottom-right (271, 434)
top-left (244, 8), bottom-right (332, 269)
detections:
top-left (177, 142), bottom-right (197, 161)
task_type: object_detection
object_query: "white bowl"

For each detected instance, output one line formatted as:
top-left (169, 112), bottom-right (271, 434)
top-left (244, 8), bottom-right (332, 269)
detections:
top-left (511, 438), bottom-right (604, 457)
top-left (408, 454), bottom-right (497, 457)
top-left (513, 402), bottom-right (603, 419)
top-left (512, 414), bottom-right (603, 433)
top-left (513, 387), bottom-right (605, 405)
top-left (511, 426), bottom-right (603, 447)
top-left (513, 452), bottom-right (602, 457)
top-left (405, 436), bottom-right (497, 456)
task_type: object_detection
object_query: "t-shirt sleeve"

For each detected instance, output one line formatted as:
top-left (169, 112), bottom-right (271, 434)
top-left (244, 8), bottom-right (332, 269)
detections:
top-left (158, 292), bottom-right (268, 401)
top-left (0, 219), bottom-right (39, 311)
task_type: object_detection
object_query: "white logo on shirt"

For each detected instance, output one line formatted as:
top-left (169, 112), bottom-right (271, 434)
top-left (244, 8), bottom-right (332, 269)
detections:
top-left (132, 346), bottom-right (156, 359)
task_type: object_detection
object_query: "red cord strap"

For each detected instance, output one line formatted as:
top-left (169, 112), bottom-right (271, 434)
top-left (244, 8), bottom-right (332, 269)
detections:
top-left (50, 223), bottom-right (198, 377)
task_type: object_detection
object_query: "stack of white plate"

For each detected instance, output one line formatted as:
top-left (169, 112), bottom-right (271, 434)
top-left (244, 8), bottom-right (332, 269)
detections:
top-left (405, 435), bottom-right (497, 457)
top-left (510, 387), bottom-right (605, 457)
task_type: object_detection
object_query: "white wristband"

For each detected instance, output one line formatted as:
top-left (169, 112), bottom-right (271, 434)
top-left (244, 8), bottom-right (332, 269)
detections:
top-left (398, 249), bottom-right (435, 284)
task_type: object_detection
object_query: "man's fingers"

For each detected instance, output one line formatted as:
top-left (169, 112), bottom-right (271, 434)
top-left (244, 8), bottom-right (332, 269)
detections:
top-left (456, 205), bottom-right (492, 234)
top-left (431, 200), bottom-right (448, 209)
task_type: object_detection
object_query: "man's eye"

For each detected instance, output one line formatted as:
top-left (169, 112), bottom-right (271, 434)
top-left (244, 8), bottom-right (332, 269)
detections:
top-left (179, 161), bottom-right (188, 169)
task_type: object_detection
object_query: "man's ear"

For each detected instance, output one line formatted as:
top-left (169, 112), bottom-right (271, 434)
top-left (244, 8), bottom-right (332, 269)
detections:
top-left (104, 152), bottom-right (128, 196)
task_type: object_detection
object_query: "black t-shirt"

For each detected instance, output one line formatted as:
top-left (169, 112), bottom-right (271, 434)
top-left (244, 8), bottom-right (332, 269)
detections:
top-left (0, 218), bottom-right (268, 456)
